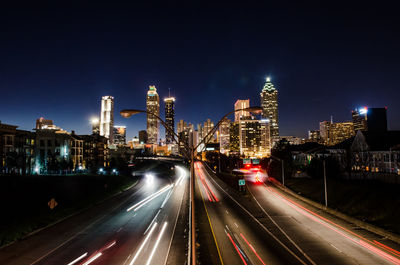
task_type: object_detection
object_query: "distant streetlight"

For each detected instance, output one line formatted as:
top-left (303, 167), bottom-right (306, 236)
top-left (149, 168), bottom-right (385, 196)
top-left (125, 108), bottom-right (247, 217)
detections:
top-left (121, 106), bottom-right (262, 265)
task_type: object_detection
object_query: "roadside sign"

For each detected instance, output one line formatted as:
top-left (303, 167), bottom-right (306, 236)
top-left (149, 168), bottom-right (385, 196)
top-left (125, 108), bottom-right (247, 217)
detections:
top-left (252, 159), bottom-right (260, 165)
top-left (48, 198), bottom-right (58, 210)
top-left (238, 179), bottom-right (246, 186)
top-left (243, 158), bottom-right (251, 165)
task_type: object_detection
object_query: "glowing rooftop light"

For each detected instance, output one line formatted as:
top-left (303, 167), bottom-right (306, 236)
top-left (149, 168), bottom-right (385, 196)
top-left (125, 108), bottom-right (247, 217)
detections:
top-left (266, 76), bottom-right (271, 82)
top-left (91, 118), bottom-right (99, 124)
top-left (359, 107), bottom-right (368, 115)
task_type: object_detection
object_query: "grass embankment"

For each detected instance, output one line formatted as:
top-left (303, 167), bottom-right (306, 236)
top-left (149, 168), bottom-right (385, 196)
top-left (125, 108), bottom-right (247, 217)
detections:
top-left (0, 173), bottom-right (137, 247)
top-left (286, 178), bottom-right (400, 234)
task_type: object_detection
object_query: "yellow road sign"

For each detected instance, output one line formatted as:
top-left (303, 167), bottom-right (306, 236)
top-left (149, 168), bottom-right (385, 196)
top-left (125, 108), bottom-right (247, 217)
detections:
top-left (48, 198), bottom-right (58, 210)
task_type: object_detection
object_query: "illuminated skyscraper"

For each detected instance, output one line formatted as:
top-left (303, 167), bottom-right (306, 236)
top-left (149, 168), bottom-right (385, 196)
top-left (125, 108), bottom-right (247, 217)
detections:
top-left (234, 99), bottom-right (250, 122)
top-left (100, 96), bottom-right (114, 143)
top-left (219, 117), bottom-right (230, 154)
top-left (146, 86), bottom-right (160, 144)
top-left (239, 118), bottom-right (270, 157)
top-left (113, 125), bottom-right (126, 145)
top-left (260, 77), bottom-right (279, 138)
top-left (164, 96), bottom-right (175, 144)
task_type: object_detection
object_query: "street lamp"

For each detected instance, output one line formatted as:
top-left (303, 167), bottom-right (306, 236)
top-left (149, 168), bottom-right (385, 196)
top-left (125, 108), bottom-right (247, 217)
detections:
top-left (121, 106), bottom-right (262, 265)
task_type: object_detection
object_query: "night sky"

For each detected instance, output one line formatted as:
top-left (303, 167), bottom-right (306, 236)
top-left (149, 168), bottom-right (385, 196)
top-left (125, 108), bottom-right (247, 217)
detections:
top-left (1, 4), bottom-right (399, 140)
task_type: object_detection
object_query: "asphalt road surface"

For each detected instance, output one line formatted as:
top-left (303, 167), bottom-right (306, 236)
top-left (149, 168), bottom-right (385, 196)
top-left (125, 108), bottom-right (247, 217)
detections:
top-left (0, 164), bottom-right (189, 265)
top-left (196, 162), bottom-right (400, 265)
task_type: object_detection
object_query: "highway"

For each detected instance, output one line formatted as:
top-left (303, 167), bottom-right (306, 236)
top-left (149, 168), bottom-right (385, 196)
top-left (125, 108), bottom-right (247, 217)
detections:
top-left (196, 161), bottom-right (400, 265)
top-left (0, 164), bottom-right (189, 265)
top-left (195, 162), bottom-right (308, 265)
top-left (247, 176), bottom-right (400, 265)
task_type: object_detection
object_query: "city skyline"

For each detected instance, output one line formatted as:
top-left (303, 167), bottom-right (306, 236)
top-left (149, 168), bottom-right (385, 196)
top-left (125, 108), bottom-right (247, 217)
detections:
top-left (2, 5), bottom-right (400, 140)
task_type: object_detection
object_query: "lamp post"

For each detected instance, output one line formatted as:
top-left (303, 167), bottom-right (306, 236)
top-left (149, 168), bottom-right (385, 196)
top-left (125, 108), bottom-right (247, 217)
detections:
top-left (121, 106), bottom-right (262, 265)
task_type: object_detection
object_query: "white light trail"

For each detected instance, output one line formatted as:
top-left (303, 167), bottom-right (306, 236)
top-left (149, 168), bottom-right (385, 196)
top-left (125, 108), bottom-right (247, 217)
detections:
top-left (126, 185), bottom-right (172, 212)
top-left (161, 189), bottom-right (173, 209)
top-left (129, 222), bottom-right (158, 265)
top-left (145, 222), bottom-right (168, 265)
top-left (67, 252), bottom-right (87, 265)
top-left (82, 252), bottom-right (102, 265)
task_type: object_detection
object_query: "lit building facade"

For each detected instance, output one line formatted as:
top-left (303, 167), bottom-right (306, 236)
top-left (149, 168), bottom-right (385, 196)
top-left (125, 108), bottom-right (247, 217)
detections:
top-left (100, 96), bottom-right (114, 143)
top-left (239, 118), bottom-right (271, 157)
top-left (260, 77), bottom-right (279, 139)
top-left (308, 130), bottom-right (321, 143)
top-left (113, 125), bottom-right (126, 145)
top-left (219, 117), bottom-right (230, 154)
top-left (164, 97), bottom-right (175, 144)
top-left (234, 99), bottom-right (250, 122)
top-left (320, 121), bottom-right (355, 146)
top-left (146, 86), bottom-right (160, 144)
top-left (229, 122), bottom-right (240, 156)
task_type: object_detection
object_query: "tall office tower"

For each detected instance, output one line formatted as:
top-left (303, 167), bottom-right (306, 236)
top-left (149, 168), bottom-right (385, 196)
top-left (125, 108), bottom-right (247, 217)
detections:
top-left (139, 130), bottom-right (148, 144)
top-left (177, 120), bottom-right (187, 134)
top-left (113, 125), bottom-right (126, 145)
top-left (219, 117), bottom-right (230, 154)
top-left (91, 118), bottom-right (100, 135)
top-left (234, 99), bottom-right (250, 122)
top-left (146, 86), bottom-right (160, 144)
top-left (239, 118), bottom-right (270, 157)
top-left (164, 96), bottom-right (175, 144)
top-left (352, 107), bottom-right (388, 132)
top-left (100, 96), bottom-right (114, 143)
top-left (202, 119), bottom-right (215, 144)
top-left (352, 107), bottom-right (368, 132)
top-left (260, 77), bottom-right (279, 138)
top-left (229, 122), bottom-right (240, 155)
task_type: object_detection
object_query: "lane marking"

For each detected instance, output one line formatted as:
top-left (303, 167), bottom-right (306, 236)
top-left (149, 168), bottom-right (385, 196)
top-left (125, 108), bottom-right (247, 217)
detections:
top-left (196, 167), bottom-right (224, 265)
top-left (144, 210), bottom-right (161, 235)
top-left (163, 171), bottom-right (187, 265)
top-left (265, 184), bottom-right (400, 264)
top-left (248, 184), bottom-right (316, 265)
top-left (330, 243), bottom-right (342, 253)
top-left (200, 163), bottom-right (308, 265)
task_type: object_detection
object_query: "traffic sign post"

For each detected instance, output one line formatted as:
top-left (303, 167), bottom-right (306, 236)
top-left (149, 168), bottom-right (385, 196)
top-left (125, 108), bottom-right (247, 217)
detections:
top-left (238, 179), bottom-right (245, 192)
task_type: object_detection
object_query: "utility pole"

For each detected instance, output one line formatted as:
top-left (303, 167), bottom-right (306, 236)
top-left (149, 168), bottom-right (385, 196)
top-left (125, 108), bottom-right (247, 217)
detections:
top-left (281, 160), bottom-right (285, 187)
top-left (323, 159), bottom-right (328, 207)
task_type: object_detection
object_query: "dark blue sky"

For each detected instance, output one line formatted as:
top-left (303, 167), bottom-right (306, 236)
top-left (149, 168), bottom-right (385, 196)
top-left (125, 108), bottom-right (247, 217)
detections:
top-left (1, 4), bottom-right (399, 140)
